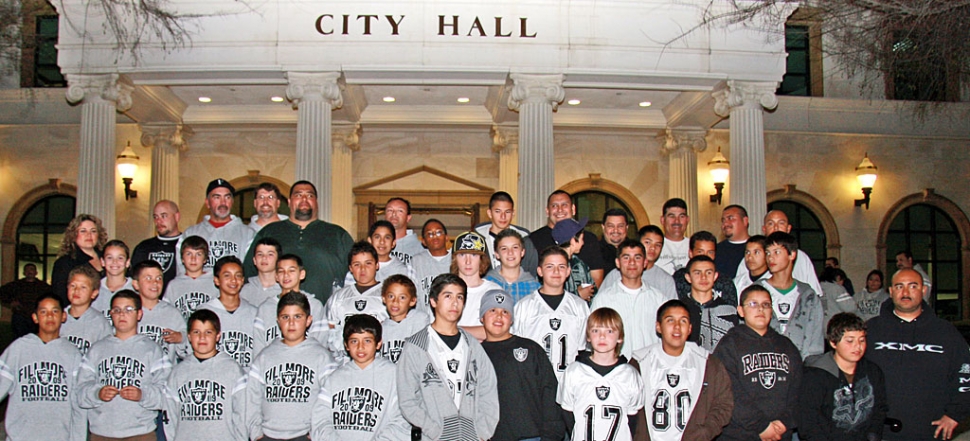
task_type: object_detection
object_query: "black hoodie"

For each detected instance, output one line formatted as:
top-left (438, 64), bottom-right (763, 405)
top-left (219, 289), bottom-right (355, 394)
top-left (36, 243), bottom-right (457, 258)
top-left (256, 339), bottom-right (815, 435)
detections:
top-left (712, 324), bottom-right (802, 441)
top-left (799, 352), bottom-right (888, 441)
top-left (865, 305), bottom-right (970, 440)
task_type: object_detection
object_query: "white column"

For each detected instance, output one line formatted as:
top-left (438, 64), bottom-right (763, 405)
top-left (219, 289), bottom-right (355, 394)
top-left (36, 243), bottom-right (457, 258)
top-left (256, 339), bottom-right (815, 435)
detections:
top-left (508, 73), bottom-right (564, 231)
top-left (66, 74), bottom-right (133, 238)
top-left (491, 124), bottom-right (519, 204)
top-left (332, 123), bottom-right (361, 234)
top-left (713, 81), bottom-right (778, 234)
top-left (140, 123), bottom-right (190, 211)
top-left (286, 72), bottom-right (343, 221)
top-left (661, 128), bottom-right (707, 234)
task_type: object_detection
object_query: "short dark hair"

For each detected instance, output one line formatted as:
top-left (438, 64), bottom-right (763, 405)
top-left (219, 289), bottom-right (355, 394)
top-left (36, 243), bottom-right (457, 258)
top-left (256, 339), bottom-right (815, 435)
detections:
top-left (867, 269), bottom-right (885, 285)
top-left (723, 204), bottom-right (748, 218)
top-left (765, 232), bottom-right (798, 254)
top-left (602, 208), bottom-right (629, 225)
top-left (689, 231), bottom-right (718, 250)
top-left (368, 220), bottom-right (395, 238)
top-left (746, 235), bottom-right (767, 250)
top-left (820, 267), bottom-right (848, 284)
top-left (637, 225), bottom-right (664, 241)
top-left (277, 291), bottom-right (311, 316)
top-left (489, 191), bottom-right (514, 209)
top-left (289, 180), bottom-right (317, 198)
top-left (896, 250), bottom-right (913, 260)
top-left (826, 312), bottom-right (866, 344)
top-left (826, 257), bottom-right (840, 266)
top-left (494, 228), bottom-right (525, 248)
top-left (546, 190), bottom-right (572, 206)
top-left (256, 182), bottom-right (284, 200)
top-left (103, 239), bottom-right (130, 258)
top-left (382, 274), bottom-right (416, 299)
top-left (429, 273), bottom-right (467, 303)
top-left (188, 308), bottom-right (221, 333)
top-left (686, 255), bottom-right (715, 272)
top-left (35, 292), bottom-right (65, 310)
top-left (277, 253), bottom-right (304, 269)
top-left (616, 239), bottom-right (645, 259)
top-left (385, 197), bottom-right (411, 215)
top-left (662, 198), bottom-right (688, 216)
top-left (348, 241), bottom-right (379, 266)
top-left (343, 314), bottom-right (383, 343)
top-left (131, 260), bottom-right (163, 279)
top-left (181, 235), bottom-right (209, 258)
top-left (739, 284), bottom-right (770, 305)
top-left (422, 218), bottom-right (447, 236)
top-left (254, 236), bottom-right (283, 255)
top-left (656, 299), bottom-right (691, 324)
top-left (538, 245), bottom-right (570, 265)
top-left (68, 265), bottom-right (101, 290)
top-left (213, 256), bottom-right (243, 275)
top-left (112, 289), bottom-right (142, 311)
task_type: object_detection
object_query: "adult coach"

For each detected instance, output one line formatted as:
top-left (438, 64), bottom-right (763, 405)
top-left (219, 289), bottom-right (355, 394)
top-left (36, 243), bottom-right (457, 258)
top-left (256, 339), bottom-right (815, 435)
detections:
top-left (244, 180), bottom-right (353, 304)
top-left (529, 190), bottom-right (605, 287)
top-left (177, 178), bottom-right (254, 274)
top-left (131, 200), bottom-right (182, 287)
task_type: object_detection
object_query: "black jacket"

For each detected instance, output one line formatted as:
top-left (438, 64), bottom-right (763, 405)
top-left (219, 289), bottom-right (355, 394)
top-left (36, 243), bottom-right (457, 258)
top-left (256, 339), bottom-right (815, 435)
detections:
top-left (865, 306), bottom-right (970, 441)
top-left (51, 250), bottom-right (101, 306)
top-left (799, 352), bottom-right (888, 441)
top-left (712, 324), bottom-right (802, 441)
top-left (678, 290), bottom-right (739, 352)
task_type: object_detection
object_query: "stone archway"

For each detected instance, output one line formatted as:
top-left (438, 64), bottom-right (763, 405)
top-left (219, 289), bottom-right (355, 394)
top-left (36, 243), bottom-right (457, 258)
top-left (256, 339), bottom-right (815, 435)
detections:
top-left (559, 174), bottom-right (651, 228)
top-left (766, 184), bottom-right (842, 261)
top-left (1, 179), bottom-right (77, 284)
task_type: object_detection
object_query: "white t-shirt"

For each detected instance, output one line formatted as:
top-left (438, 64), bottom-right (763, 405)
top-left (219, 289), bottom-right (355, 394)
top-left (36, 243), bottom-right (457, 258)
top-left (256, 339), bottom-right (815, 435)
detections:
top-left (764, 282), bottom-right (800, 333)
top-left (656, 238), bottom-right (690, 275)
top-left (457, 279), bottom-right (501, 327)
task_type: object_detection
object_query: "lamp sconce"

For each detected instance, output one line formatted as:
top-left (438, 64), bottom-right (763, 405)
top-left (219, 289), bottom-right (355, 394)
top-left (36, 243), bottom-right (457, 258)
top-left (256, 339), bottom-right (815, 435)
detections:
top-left (708, 147), bottom-right (730, 205)
top-left (854, 153), bottom-right (878, 210)
top-left (116, 141), bottom-right (139, 200)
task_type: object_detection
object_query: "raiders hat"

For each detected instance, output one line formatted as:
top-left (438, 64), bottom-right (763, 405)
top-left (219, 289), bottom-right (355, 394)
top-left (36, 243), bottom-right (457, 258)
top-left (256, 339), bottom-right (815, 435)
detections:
top-left (480, 288), bottom-right (514, 319)
top-left (206, 178), bottom-right (235, 196)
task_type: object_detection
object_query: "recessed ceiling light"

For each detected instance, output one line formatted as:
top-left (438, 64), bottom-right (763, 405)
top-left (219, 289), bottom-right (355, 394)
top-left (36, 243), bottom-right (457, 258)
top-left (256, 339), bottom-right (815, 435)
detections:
top-left (383, 96), bottom-right (396, 103)
top-left (271, 96), bottom-right (285, 102)
top-left (567, 99), bottom-right (581, 106)
top-left (457, 97), bottom-right (470, 103)
top-left (198, 97), bottom-right (212, 103)
top-left (639, 101), bottom-right (652, 107)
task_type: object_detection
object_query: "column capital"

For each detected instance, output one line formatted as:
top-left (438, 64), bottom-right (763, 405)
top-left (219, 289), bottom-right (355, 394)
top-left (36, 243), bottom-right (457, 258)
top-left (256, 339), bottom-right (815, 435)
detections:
top-left (285, 72), bottom-right (343, 109)
top-left (139, 123), bottom-right (191, 151)
top-left (712, 80), bottom-right (778, 117)
top-left (491, 124), bottom-right (519, 153)
top-left (659, 128), bottom-right (708, 155)
top-left (65, 73), bottom-right (133, 111)
top-left (508, 73), bottom-right (565, 111)
top-left (333, 123), bottom-right (362, 152)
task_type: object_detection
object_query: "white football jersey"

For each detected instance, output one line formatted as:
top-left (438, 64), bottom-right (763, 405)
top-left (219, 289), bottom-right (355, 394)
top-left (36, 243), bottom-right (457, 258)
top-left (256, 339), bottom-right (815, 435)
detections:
top-left (558, 360), bottom-right (645, 441)
top-left (325, 282), bottom-right (389, 327)
top-left (513, 291), bottom-right (590, 381)
top-left (634, 342), bottom-right (708, 441)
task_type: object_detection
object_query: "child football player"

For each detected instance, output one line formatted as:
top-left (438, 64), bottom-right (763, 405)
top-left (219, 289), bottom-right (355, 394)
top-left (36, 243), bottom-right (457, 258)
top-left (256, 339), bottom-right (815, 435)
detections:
top-left (485, 229), bottom-right (541, 303)
top-left (758, 231), bottom-right (824, 359)
top-left (62, 265), bottom-right (113, 355)
top-left (451, 231), bottom-right (501, 341)
top-left (680, 255), bottom-right (739, 352)
top-left (327, 241), bottom-right (388, 328)
top-left (513, 247), bottom-right (590, 381)
top-left (77, 290), bottom-right (172, 441)
top-left (165, 235), bottom-right (220, 320)
top-left (410, 219), bottom-right (451, 314)
top-left (369, 220), bottom-right (414, 282)
top-left (557, 307), bottom-right (644, 441)
top-left (247, 292), bottom-right (337, 441)
top-left (480, 289), bottom-right (565, 441)
top-left (312, 314), bottom-right (410, 440)
top-left (132, 260), bottom-right (187, 363)
top-left (239, 237), bottom-right (282, 307)
top-left (0, 293), bottom-right (85, 441)
top-left (253, 254), bottom-right (327, 355)
top-left (93, 239), bottom-right (133, 315)
top-left (733, 235), bottom-right (770, 295)
top-left (396, 273), bottom-right (499, 441)
top-left (202, 256), bottom-right (257, 367)
top-left (380, 274), bottom-right (430, 363)
top-left (165, 309), bottom-right (248, 441)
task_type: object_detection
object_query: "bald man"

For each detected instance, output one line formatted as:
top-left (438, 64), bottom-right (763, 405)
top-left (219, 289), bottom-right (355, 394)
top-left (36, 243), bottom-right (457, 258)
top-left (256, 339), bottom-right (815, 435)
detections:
top-left (734, 210), bottom-right (822, 297)
top-left (131, 200), bottom-right (183, 287)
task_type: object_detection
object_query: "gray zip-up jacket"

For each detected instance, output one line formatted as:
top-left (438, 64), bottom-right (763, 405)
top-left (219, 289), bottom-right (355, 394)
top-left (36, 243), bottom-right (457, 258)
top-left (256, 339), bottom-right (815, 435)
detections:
top-left (760, 279), bottom-right (825, 359)
top-left (396, 327), bottom-right (499, 441)
top-left (178, 215), bottom-right (255, 274)
top-left (76, 334), bottom-right (172, 438)
top-left (62, 306), bottom-right (113, 356)
top-left (0, 335), bottom-right (85, 441)
top-left (312, 357), bottom-right (411, 440)
top-left (164, 351), bottom-right (248, 441)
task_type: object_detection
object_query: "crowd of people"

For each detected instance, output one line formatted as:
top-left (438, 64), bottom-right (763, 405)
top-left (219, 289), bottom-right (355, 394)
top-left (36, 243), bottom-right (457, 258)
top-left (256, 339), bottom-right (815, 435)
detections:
top-left (0, 177), bottom-right (966, 441)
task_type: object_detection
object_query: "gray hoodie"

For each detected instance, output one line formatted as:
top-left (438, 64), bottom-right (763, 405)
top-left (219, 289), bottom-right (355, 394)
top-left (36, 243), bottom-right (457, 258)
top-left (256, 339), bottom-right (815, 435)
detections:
top-left (312, 357), bottom-right (411, 441)
top-left (0, 334), bottom-right (85, 441)
top-left (140, 300), bottom-right (190, 362)
top-left (396, 327), bottom-right (499, 441)
top-left (201, 298), bottom-right (257, 368)
top-left (761, 279), bottom-right (825, 359)
top-left (76, 334), bottom-right (172, 438)
top-left (62, 306), bottom-right (113, 355)
top-left (164, 351), bottom-right (249, 441)
top-left (380, 309), bottom-right (431, 364)
top-left (163, 272), bottom-right (220, 320)
top-left (253, 291), bottom-right (328, 356)
top-left (177, 215), bottom-right (255, 274)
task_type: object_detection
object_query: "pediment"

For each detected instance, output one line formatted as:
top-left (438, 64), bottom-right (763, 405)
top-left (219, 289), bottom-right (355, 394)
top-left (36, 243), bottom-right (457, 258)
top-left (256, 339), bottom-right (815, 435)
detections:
top-left (354, 166), bottom-right (492, 192)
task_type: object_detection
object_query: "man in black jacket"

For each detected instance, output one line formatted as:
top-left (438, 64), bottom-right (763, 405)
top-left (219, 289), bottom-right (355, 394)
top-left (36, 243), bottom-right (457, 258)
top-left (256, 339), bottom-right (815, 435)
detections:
top-left (866, 269), bottom-right (970, 441)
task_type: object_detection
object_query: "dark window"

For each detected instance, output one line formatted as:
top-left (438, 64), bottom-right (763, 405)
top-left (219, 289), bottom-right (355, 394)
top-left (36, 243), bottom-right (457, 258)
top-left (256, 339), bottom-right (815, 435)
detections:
top-left (573, 190), bottom-right (638, 241)
top-left (889, 30), bottom-right (950, 101)
top-left (766, 200), bottom-right (827, 276)
top-left (233, 187), bottom-right (290, 225)
top-left (34, 15), bottom-right (65, 87)
top-left (886, 204), bottom-right (962, 320)
top-left (15, 195), bottom-right (76, 282)
top-left (778, 25), bottom-right (811, 96)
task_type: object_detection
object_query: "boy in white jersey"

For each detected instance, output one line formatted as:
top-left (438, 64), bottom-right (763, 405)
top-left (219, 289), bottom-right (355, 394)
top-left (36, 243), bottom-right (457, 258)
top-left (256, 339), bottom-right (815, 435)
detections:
top-left (164, 309), bottom-right (248, 441)
top-left (513, 246), bottom-right (590, 380)
top-left (758, 231), bottom-right (824, 359)
top-left (558, 307), bottom-right (644, 441)
top-left (239, 237), bottom-right (282, 306)
top-left (132, 260), bottom-right (187, 363)
top-left (0, 293), bottom-right (85, 441)
top-left (93, 240), bottom-right (134, 314)
top-left (396, 273), bottom-right (499, 441)
top-left (379, 274), bottom-right (430, 363)
top-left (632, 299), bottom-right (733, 441)
top-left (62, 265), bottom-right (113, 355)
top-left (253, 254), bottom-right (327, 355)
top-left (203, 256), bottom-right (257, 367)
top-left (328, 241), bottom-right (388, 328)
top-left (165, 235), bottom-right (220, 320)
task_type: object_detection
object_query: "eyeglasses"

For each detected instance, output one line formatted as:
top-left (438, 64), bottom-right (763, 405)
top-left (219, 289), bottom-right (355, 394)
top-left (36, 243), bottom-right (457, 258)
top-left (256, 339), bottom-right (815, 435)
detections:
top-left (110, 306), bottom-right (138, 315)
top-left (256, 194), bottom-right (277, 201)
top-left (743, 301), bottom-right (772, 310)
top-left (424, 230), bottom-right (445, 238)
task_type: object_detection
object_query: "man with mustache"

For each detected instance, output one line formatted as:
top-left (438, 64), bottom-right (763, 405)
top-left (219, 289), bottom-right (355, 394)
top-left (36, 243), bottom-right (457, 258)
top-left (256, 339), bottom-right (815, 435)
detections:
top-left (177, 179), bottom-right (255, 275)
top-left (656, 198), bottom-right (691, 275)
top-left (244, 180), bottom-right (353, 304)
top-left (248, 182), bottom-right (289, 233)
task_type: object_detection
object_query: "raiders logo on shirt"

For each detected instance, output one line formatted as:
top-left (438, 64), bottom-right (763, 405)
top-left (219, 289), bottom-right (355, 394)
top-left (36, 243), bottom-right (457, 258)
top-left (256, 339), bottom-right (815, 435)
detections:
top-left (513, 347), bottom-right (528, 362)
top-left (759, 371), bottom-right (776, 389)
top-left (549, 318), bottom-right (562, 331)
top-left (447, 359), bottom-right (460, 373)
top-left (355, 299), bottom-right (367, 311)
top-left (596, 386), bottom-right (611, 401)
top-left (778, 303), bottom-right (791, 315)
top-left (666, 373), bottom-right (680, 388)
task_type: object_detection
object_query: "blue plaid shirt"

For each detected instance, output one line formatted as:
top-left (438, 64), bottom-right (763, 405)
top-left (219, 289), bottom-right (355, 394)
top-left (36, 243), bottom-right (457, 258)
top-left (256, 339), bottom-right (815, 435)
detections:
top-left (485, 268), bottom-right (541, 303)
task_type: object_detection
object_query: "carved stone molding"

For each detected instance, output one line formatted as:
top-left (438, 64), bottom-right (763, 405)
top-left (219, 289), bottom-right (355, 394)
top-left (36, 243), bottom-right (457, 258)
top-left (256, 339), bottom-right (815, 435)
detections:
top-left (285, 72), bottom-right (343, 109)
top-left (140, 123), bottom-right (191, 151)
top-left (659, 128), bottom-right (708, 155)
top-left (491, 124), bottom-right (519, 153)
top-left (65, 73), bottom-right (133, 111)
top-left (333, 123), bottom-right (362, 152)
top-left (508, 73), bottom-right (565, 111)
top-left (712, 80), bottom-right (779, 117)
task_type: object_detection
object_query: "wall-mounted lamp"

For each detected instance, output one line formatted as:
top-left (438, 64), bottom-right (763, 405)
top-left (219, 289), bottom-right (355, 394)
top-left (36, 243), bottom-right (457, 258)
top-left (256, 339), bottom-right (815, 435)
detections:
top-left (854, 153), bottom-right (878, 210)
top-left (708, 147), bottom-right (730, 205)
top-left (116, 141), bottom-right (139, 200)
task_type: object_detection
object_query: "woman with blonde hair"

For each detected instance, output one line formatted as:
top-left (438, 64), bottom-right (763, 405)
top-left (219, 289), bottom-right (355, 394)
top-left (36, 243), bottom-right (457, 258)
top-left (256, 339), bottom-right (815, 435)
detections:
top-left (51, 214), bottom-right (108, 304)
